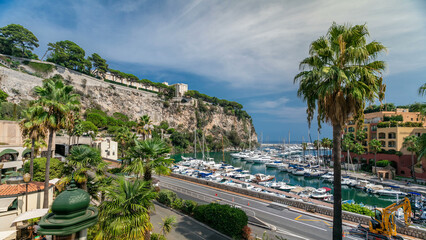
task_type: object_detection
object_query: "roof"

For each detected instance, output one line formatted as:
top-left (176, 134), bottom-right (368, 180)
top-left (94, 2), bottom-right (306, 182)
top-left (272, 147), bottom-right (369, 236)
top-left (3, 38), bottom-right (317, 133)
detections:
top-left (0, 182), bottom-right (53, 197)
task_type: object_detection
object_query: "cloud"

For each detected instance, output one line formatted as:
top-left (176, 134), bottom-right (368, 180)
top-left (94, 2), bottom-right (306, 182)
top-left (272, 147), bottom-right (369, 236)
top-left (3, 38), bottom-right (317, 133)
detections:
top-left (246, 97), bottom-right (307, 123)
top-left (1, 0), bottom-right (425, 96)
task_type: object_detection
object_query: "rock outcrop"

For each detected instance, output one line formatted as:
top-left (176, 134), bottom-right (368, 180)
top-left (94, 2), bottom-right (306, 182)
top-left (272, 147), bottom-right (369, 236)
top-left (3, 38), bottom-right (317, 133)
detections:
top-left (0, 62), bottom-right (257, 143)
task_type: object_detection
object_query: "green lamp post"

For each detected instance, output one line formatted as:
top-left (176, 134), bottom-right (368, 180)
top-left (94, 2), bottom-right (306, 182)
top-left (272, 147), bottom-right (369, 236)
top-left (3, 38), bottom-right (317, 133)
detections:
top-left (37, 180), bottom-right (98, 240)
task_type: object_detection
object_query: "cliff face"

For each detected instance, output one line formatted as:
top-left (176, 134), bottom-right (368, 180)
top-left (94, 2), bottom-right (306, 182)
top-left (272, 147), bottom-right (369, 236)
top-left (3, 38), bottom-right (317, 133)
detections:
top-left (0, 63), bottom-right (257, 144)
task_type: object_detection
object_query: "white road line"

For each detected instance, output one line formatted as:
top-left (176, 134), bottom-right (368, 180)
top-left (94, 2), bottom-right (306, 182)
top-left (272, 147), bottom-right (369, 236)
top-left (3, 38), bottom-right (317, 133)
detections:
top-left (161, 181), bottom-right (328, 232)
top-left (276, 228), bottom-right (311, 239)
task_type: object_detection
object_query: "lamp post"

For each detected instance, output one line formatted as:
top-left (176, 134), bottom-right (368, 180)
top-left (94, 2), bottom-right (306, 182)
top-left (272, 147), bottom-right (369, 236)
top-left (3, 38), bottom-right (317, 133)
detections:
top-left (0, 163), bottom-right (3, 185)
top-left (23, 173), bottom-right (31, 212)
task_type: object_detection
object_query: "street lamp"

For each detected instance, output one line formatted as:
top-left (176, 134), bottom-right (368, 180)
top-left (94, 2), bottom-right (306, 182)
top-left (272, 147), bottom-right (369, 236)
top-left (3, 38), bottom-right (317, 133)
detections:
top-left (0, 163), bottom-right (3, 185)
top-left (23, 173), bottom-right (31, 212)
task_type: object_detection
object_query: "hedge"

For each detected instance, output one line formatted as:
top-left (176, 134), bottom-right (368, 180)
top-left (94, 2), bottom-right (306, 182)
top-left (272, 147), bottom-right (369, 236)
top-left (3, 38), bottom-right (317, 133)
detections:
top-left (342, 203), bottom-right (374, 217)
top-left (157, 189), bottom-right (177, 206)
top-left (193, 203), bottom-right (248, 239)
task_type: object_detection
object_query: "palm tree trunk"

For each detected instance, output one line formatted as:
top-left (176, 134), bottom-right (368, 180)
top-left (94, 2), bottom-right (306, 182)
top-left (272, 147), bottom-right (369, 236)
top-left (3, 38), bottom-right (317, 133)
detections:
top-left (143, 166), bottom-right (152, 183)
top-left (374, 152), bottom-right (377, 175)
top-left (30, 138), bottom-right (35, 181)
top-left (332, 124), bottom-right (342, 240)
top-left (43, 130), bottom-right (54, 208)
top-left (412, 152), bottom-right (417, 183)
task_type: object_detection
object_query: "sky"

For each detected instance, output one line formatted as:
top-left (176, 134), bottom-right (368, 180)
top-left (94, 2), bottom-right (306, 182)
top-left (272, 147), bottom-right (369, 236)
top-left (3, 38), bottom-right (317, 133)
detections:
top-left (1, 0), bottom-right (425, 143)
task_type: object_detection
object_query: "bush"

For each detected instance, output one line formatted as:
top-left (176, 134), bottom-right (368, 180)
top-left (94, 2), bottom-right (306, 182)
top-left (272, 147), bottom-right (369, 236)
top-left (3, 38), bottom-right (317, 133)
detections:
top-left (193, 203), bottom-right (248, 239)
top-left (171, 198), bottom-right (183, 210)
top-left (157, 189), bottom-right (177, 206)
top-left (23, 157), bottom-right (64, 182)
top-left (86, 113), bottom-right (107, 128)
top-left (26, 62), bottom-right (55, 73)
top-left (181, 200), bottom-right (198, 215)
top-left (376, 160), bottom-right (390, 167)
top-left (342, 203), bottom-right (374, 217)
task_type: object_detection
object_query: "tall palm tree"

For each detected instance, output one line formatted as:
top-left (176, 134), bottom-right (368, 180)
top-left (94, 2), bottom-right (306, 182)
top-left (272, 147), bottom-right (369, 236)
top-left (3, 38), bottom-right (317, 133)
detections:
top-left (419, 83), bottom-right (426, 96)
top-left (313, 140), bottom-right (320, 164)
top-left (301, 142), bottom-right (308, 163)
top-left (96, 178), bottom-right (157, 240)
top-left (294, 23), bottom-right (386, 239)
top-left (114, 126), bottom-right (136, 159)
top-left (20, 107), bottom-right (47, 181)
top-left (403, 135), bottom-right (419, 183)
top-left (342, 135), bottom-right (354, 169)
top-left (126, 138), bottom-right (173, 183)
top-left (369, 139), bottom-right (382, 174)
top-left (61, 145), bottom-right (105, 191)
top-left (417, 134), bottom-right (426, 163)
top-left (33, 77), bottom-right (80, 208)
top-left (137, 115), bottom-right (153, 140)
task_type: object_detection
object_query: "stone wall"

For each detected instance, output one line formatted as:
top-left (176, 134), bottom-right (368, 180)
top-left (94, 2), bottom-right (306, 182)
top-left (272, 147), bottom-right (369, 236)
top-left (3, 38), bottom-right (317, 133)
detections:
top-left (170, 173), bottom-right (426, 239)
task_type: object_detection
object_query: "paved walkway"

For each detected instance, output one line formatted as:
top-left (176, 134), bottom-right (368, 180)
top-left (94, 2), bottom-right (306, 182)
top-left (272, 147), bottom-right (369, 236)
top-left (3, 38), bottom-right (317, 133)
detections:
top-left (151, 203), bottom-right (230, 240)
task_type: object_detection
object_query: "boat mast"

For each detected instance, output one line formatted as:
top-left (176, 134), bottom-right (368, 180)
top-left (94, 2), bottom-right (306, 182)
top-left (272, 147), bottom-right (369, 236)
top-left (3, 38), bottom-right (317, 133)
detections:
top-left (249, 126), bottom-right (251, 151)
top-left (194, 129), bottom-right (197, 159)
top-left (222, 135), bottom-right (224, 162)
top-left (202, 131), bottom-right (205, 161)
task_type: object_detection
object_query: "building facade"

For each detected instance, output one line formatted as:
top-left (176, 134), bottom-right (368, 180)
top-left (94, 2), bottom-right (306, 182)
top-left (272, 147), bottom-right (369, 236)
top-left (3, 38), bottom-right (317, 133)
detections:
top-left (92, 138), bottom-right (118, 160)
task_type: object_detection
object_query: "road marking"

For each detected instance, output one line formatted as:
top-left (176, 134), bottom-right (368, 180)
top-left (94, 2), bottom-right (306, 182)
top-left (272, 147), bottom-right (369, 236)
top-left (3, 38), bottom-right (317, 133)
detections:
top-left (295, 215), bottom-right (331, 226)
top-left (276, 228), bottom-right (310, 239)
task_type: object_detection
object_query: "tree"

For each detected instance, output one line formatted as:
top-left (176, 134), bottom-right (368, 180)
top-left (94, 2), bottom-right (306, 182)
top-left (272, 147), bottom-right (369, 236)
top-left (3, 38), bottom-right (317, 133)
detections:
top-left (342, 135), bottom-right (354, 167)
top-left (46, 40), bottom-right (91, 73)
top-left (20, 107), bottom-right (47, 181)
top-left (80, 120), bottom-right (98, 139)
top-left (88, 53), bottom-right (108, 78)
top-left (137, 115), bottom-right (153, 140)
top-left (313, 140), bottom-right (320, 163)
top-left (62, 145), bottom-right (105, 191)
top-left (0, 89), bottom-right (8, 102)
top-left (108, 69), bottom-right (122, 83)
top-left (294, 23), bottom-right (386, 239)
top-left (126, 138), bottom-right (172, 183)
top-left (159, 216), bottom-right (176, 237)
top-left (419, 83), bottom-right (426, 96)
top-left (33, 77), bottom-right (80, 208)
top-left (0, 24), bottom-right (39, 58)
top-left (403, 135), bottom-right (419, 183)
top-left (113, 126), bottom-right (136, 159)
top-left (96, 178), bottom-right (157, 240)
top-left (23, 157), bottom-right (64, 182)
top-left (417, 134), bottom-right (426, 166)
top-left (369, 139), bottom-right (382, 174)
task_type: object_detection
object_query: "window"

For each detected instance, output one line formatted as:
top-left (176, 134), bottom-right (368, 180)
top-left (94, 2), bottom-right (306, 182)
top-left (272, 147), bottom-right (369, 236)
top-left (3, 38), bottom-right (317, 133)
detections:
top-left (388, 132), bottom-right (396, 139)
top-left (380, 141), bottom-right (386, 147)
top-left (371, 126), bottom-right (377, 131)
top-left (379, 133), bottom-right (386, 139)
top-left (415, 133), bottom-right (421, 137)
top-left (411, 118), bottom-right (413, 121)
top-left (388, 141), bottom-right (396, 148)
top-left (348, 127), bottom-right (355, 133)
top-left (363, 127), bottom-right (368, 132)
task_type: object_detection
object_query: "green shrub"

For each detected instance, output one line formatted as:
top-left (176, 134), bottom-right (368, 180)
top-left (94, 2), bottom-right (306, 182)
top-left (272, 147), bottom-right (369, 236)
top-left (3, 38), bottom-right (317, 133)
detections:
top-left (171, 198), bottom-right (183, 210)
top-left (23, 157), bottom-right (64, 182)
top-left (157, 189), bottom-right (177, 206)
top-left (342, 203), bottom-right (374, 217)
top-left (376, 160), bottom-right (390, 167)
top-left (181, 200), bottom-right (198, 215)
top-left (86, 113), bottom-right (107, 128)
top-left (193, 203), bottom-right (248, 239)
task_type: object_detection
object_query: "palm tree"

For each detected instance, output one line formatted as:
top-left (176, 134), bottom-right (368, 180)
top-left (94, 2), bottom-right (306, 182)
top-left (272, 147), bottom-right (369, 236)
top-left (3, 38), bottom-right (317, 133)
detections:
top-left (322, 138), bottom-right (332, 160)
top-left (313, 140), bottom-right (320, 164)
top-left (342, 135), bottom-right (354, 170)
top-left (126, 138), bottom-right (173, 183)
top-left (20, 107), bottom-right (47, 181)
top-left (61, 145), bottom-right (105, 191)
top-left (419, 83), bottom-right (426, 96)
top-left (369, 139), bottom-right (382, 174)
top-left (301, 142), bottom-right (308, 163)
top-left (113, 126), bottom-right (136, 159)
top-left (403, 135), bottom-right (419, 183)
top-left (33, 77), bottom-right (80, 208)
top-left (137, 115), bottom-right (153, 140)
top-left (96, 178), bottom-right (157, 240)
top-left (417, 134), bottom-right (426, 163)
top-left (160, 216), bottom-right (176, 236)
top-left (294, 23), bottom-right (386, 239)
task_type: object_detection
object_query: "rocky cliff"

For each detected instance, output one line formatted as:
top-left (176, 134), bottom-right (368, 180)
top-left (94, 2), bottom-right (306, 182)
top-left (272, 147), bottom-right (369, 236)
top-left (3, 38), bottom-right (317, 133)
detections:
top-left (0, 61), bottom-right (257, 145)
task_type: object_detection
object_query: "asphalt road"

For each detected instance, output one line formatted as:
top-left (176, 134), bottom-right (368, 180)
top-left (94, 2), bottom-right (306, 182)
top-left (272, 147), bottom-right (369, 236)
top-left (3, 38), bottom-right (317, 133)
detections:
top-left (156, 175), bottom-right (364, 240)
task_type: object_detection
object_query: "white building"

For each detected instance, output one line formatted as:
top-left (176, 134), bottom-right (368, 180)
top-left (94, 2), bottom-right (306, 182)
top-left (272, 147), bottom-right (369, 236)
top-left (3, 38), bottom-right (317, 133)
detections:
top-left (92, 138), bottom-right (118, 160)
top-left (173, 83), bottom-right (188, 97)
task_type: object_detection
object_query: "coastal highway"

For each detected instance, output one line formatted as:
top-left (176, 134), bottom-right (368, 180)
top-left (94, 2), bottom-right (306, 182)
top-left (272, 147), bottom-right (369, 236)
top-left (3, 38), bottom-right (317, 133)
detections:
top-left (156, 175), bottom-right (363, 240)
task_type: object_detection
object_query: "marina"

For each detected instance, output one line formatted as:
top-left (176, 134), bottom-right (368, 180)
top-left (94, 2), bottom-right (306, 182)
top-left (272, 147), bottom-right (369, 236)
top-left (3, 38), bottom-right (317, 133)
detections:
top-left (173, 150), bottom-right (420, 209)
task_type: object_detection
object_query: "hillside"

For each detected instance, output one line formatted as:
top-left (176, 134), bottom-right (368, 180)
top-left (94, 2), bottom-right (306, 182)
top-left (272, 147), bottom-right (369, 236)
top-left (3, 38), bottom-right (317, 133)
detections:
top-left (0, 58), bottom-right (257, 149)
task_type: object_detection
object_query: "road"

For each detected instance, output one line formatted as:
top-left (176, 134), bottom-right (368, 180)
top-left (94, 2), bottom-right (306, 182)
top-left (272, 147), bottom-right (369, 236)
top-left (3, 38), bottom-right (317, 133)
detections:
top-left (156, 175), bottom-right (364, 240)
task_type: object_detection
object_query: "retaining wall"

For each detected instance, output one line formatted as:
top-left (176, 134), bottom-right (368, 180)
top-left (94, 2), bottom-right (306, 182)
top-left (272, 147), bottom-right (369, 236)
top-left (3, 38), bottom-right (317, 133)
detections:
top-left (170, 173), bottom-right (426, 239)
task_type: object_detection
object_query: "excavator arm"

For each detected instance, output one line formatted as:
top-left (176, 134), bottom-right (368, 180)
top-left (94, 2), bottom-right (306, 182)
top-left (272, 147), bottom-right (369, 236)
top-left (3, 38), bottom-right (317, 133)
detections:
top-left (383, 197), bottom-right (412, 226)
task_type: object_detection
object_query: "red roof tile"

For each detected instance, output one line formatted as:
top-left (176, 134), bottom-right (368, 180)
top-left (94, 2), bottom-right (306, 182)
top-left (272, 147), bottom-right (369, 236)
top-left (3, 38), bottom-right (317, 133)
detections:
top-left (0, 182), bottom-right (53, 197)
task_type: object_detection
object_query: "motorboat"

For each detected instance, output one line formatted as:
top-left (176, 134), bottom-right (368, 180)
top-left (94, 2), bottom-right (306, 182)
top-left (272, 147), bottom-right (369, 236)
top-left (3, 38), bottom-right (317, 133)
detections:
top-left (311, 187), bottom-right (333, 200)
top-left (375, 189), bottom-right (407, 197)
top-left (293, 168), bottom-right (306, 176)
top-left (252, 173), bottom-right (275, 183)
top-left (279, 184), bottom-right (296, 192)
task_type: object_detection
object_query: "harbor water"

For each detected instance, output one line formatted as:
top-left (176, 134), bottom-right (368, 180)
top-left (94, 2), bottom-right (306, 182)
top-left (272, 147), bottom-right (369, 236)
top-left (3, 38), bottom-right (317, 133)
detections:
top-left (172, 151), bottom-right (396, 208)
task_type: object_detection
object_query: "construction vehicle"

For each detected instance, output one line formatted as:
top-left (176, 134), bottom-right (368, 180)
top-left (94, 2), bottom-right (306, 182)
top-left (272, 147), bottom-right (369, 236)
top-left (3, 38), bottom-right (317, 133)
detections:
top-left (351, 197), bottom-right (412, 240)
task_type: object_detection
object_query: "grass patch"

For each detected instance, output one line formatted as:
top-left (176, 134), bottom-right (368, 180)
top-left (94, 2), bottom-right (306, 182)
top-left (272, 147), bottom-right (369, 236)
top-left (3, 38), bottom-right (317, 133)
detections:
top-left (25, 61), bottom-right (55, 73)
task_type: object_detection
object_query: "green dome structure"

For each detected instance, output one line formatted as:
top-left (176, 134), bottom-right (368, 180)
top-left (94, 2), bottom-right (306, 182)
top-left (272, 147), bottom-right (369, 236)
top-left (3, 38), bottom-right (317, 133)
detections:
top-left (38, 180), bottom-right (98, 238)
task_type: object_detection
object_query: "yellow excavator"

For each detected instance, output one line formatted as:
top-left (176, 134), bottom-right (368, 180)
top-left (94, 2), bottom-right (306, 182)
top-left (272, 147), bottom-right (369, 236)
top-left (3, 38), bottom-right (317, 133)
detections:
top-left (353, 197), bottom-right (412, 240)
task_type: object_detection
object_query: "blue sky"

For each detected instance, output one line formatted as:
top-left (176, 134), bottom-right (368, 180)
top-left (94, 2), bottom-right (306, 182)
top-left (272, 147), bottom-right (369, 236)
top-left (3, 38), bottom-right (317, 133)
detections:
top-left (1, 0), bottom-right (425, 142)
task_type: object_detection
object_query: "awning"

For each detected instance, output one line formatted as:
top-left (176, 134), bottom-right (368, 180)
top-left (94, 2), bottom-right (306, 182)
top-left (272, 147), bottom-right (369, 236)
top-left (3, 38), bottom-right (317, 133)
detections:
top-left (0, 197), bottom-right (17, 212)
top-left (0, 149), bottom-right (18, 157)
top-left (22, 148), bottom-right (31, 156)
top-left (0, 230), bottom-right (16, 240)
top-left (11, 208), bottom-right (49, 224)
